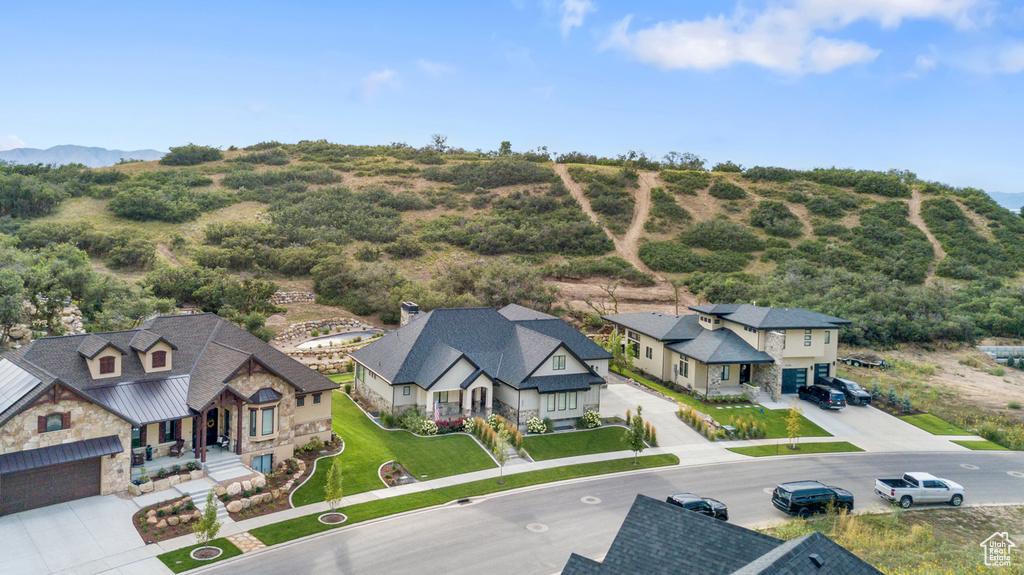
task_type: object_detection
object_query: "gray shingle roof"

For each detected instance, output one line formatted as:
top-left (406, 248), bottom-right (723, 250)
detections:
top-left (129, 330), bottom-right (176, 352)
top-left (350, 307), bottom-right (604, 391)
top-left (78, 376), bottom-right (192, 426)
top-left (0, 313), bottom-right (337, 424)
top-left (667, 329), bottom-right (775, 365)
top-left (562, 495), bottom-right (881, 575)
top-left (498, 303), bottom-right (558, 321)
top-left (0, 434), bottom-right (123, 474)
top-left (507, 318), bottom-right (613, 361)
top-left (689, 304), bottom-right (850, 330)
top-left (601, 313), bottom-right (703, 341)
top-left (520, 373), bottom-right (603, 393)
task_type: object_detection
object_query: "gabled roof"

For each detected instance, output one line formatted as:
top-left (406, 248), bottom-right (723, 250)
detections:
top-left (601, 313), bottom-right (703, 342)
top-left (77, 334), bottom-right (126, 359)
top-left (0, 313), bottom-right (337, 424)
top-left (350, 307), bottom-right (605, 391)
top-left (519, 373), bottom-right (603, 393)
top-left (129, 329), bottom-right (177, 353)
top-left (562, 495), bottom-right (882, 575)
top-left (667, 329), bottom-right (775, 365)
top-left (249, 387), bottom-right (283, 405)
top-left (688, 303), bottom-right (850, 330)
top-left (498, 303), bottom-right (558, 321)
top-left (505, 314), bottom-right (613, 361)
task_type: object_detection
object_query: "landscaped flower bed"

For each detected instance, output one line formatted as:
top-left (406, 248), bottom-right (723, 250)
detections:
top-left (379, 461), bottom-right (415, 486)
top-left (224, 436), bottom-right (343, 521)
top-left (132, 494), bottom-right (201, 543)
top-left (129, 460), bottom-right (204, 495)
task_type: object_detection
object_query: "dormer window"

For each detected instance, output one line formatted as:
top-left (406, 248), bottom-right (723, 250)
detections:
top-left (152, 350), bottom-right (167, 368)
top-left (99, 356), bottom-right (115, 374)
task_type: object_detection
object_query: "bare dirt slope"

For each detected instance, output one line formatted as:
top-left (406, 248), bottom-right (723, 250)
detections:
top-left (908, 188), bottom-right (947, 278)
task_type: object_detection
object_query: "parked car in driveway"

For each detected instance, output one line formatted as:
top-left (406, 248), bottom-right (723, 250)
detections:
top-left (797, 384), bottom-right (847, 409)
top-left (817, 375), bottom-right (871, 405)
top-left (771, 481), bottom-right (854, 518)
top-left (874, 472), bottom-right (964, 508)
top-left (666, 493), bottom-right (729, 520)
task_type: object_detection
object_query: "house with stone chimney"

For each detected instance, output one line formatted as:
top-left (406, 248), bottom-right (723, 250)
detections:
top-left (602, 304), bottom-right (849, 401)
top-left (350, 304), bottom-right (612, 426)
top-left (0, 313), bottom-right (337, 515)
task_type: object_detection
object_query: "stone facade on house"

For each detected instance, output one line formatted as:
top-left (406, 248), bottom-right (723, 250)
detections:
top-left (763, 331), bottom-right (786, 401)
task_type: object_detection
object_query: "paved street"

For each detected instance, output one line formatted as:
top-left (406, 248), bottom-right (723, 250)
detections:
top-left (201, 451), bottom-right (1024, 575)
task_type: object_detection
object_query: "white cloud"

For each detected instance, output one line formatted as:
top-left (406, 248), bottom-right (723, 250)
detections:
top-left (416, 59), bottom-right (455, 77)
top-left (602, 0), bottom-right (987, 74)
top-left (907, 54), bottom-right (939, 77)
top-left (360, 69), bottom-right (399, 101)
top-left (996, 43), bottom-right (1024, 73)
top-left (0, 135), bottom-right (26, 151)
top-left (559, 0), bottom-right (595, 37)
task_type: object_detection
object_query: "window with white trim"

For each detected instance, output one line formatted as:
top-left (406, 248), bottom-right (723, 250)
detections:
top-left (262, 407), bottom-right (275, 435)
top-left (249, 410), bottom-right (257, 437)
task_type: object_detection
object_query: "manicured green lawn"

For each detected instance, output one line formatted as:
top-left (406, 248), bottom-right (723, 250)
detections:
top-left (327, 373), bottom-right (354, 384)
top-left (611, 366), bottom-right (830, 439)
top-left (951, 439), bottom-right (1009, 450)
top-left (291, 392), bottom-right (495, 506)
top-left (899, 414), bottom-right (972, 435)
top-left (158, 539), bottom-right (242, 573)
top-left (251, 453), bottom-right (679, 546)
top-left (523, 426), bottom-right (629, 461)
top-left (727, 441), bottom-right (864, 457)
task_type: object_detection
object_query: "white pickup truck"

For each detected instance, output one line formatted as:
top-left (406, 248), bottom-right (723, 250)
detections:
top-left (874, 472), bottom-right (965, 508)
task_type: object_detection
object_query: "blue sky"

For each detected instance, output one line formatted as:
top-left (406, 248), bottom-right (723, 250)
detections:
top-left (2, 0), bottom-right (1023, 193)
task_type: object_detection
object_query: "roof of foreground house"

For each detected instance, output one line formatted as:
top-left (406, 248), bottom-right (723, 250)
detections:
top-left (562, 495), bottom-right (882, 575)
top-left (0, 313), bottom-right (337, 427)
top-left (688, 303), bottom-right (850, 330)
top-left (666, 329), bottom-right (774, 365)
top-left (350, 306), bottom-right (608, 393)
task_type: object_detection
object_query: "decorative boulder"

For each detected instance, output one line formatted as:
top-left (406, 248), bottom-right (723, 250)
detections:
top-left (190, 470), bottom-right (204, 480)
top-left (241, 480), bottom-right (252, 492)
top-left (128, 484), bottom-right (142, 496)
top-left (226, 500), bottom-right (243, 513)
top-left (192, 510), bottom-right (202, 520)
top-left (270, 489), bottom-right (280, 501)
top-left (182, 495), bottom-right (192, 503)
top-left (167, 516), bottom-right (180, 526)
top-left (252, 476), bottom-right (266, 489)
top-left (215, 485), bottom-right (227, 497)
top-left (158, 505), bottom-right (173, 516)
top-left (154, 479), bottom-right (171, 492)
top-left (180, 513), bottom-right (192, 524)
top-left (226, 482), bottom-right (242, 496)
top-left (155, 519), bottom-right (167, 529)
top-left (240, 498), bottom-right (251, 509)
top-left (146, 509), bottom-right (157, 518)
top-left (168, 475), bottom-right (181, 486)
top-left (139, 482), bottom-right (154, 493)
top-left (147, 516), bottom-right (158, 525)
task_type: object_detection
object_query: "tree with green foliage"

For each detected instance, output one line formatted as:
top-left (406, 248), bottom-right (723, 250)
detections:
top-left (160, 144), bottom-right (223, 166)
top-left (623, 405), bottom-right (647, 464)
top-left (786, 400), bottom-right (803, 449)
top-left (192, 490), bottom-right (222, 546)
top-left (324, 457), bottom-right (344, 513)
top-left (0, 268), bottom-right (24, 347)
top-left (492, 426), bottom-right (511, 484)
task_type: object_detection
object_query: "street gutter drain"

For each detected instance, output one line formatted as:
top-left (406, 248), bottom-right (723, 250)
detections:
top-left (457, 498), bottom-right (471, 505)
top-left (581, 496), bottom-right (601, 504)
top-left (527, 523), bottom-right (549, 533)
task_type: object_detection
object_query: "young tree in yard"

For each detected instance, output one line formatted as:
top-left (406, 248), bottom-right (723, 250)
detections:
top-left (623, 405), bottom-right (647, 464)
top-left (602, 331), bottom-right (634, 373)
top-left (492, 427), bottom-right (511, 484)
top-left (669, 278), bottom-right (687, 315)
top-left (193, 490), bottom-right (222, 546)
top-left (324, 457), bottom-right (344, 513)
top-left (786, 399), bottom-right (803, 450)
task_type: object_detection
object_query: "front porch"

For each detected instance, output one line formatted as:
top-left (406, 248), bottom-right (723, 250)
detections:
top-left (130, 447), bottom-right (240, 481)
top-left (429, 385), bottom-right (492, 421)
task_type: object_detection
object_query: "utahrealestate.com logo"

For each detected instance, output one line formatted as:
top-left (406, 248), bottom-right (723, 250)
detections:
top-left (980, 532), bottom-right (1016, 567)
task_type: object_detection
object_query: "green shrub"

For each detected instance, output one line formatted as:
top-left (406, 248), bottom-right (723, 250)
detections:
top-left (543, 256), bottom-right (655, 286)
top-left (750, 201), bottom-right (802, 238)
top-left (854, 172), bottom-right (911, 198)
top-left (421, 158), bottom-right (553, 191)
top-left (384, 237), bottom-right (425, 259)
top-left (0, 174), bottom-right (68, 218)
top-left (850, 202), bottom-right (933, 284)
top-left (922, 197), bottom-right (1015, 277)
top-left (660, 170), bottom-right (711, 195)
top-left (681, 219), bottom-right (765, 252)
top-left (159, 144), bottom-right (223, 166)
top-left (806, 196), bottom-right (844, 218)
top-left (711, 161), bottom-right (743, 173)
top-left (639, 241), bottom-right (750, 273)
top-left (708, 179), bottom-right (747, 200)
top-left (231, 148), bottom-right (290, 165)
top-left (644, 187), bottom-right (691, 232)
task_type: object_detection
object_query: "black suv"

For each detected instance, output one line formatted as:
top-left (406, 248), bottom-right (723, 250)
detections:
top-left (817, 375), bottom-right (871, 406)
top-left (666, 493), bottom-right (729, 520)
top-left (797, 384), bottom-right (846, 410)
top-left (772, 481), bottom-right (854, 518)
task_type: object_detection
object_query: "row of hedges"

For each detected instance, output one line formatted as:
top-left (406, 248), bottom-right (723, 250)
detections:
top-left (742, 166), bottom-right (911, 198)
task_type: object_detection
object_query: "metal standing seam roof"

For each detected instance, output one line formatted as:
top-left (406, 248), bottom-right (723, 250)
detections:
top-left (78, 376), bottom-right (193, 426)
top-left (249, 387), bottom-right (283, 404)
top-left (0, 434), bottom-right (123, 474)
top-left (0, 359), bottom-right (42, 415)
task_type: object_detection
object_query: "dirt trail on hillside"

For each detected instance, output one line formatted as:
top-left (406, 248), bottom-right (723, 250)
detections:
top-left (553, 164), bottom-right (655, 275)
top-left (155, 243), bottom-right (183, 267)
top-left (908, 188), bottom-right (947, 278)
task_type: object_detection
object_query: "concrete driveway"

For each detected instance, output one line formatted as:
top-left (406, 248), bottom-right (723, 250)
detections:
top-left (600, 374), bottom-right (706, 447)
top-left (0, 493), bottom-right (166, 575)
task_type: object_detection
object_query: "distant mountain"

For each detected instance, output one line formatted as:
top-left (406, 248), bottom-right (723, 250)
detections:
top-left (986, 191), bottom-right (1024, 212)
top-left (0, 145), bottom-right (165, 168)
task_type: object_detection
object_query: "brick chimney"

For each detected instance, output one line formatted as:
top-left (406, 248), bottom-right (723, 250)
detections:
top-left (400, 302), bottom-right (420, 327)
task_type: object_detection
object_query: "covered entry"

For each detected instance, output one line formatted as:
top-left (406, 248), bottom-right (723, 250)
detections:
top-left (0, 435), bottom-right (123, 515)
top-left (781, 368), bottom-right (807, 394)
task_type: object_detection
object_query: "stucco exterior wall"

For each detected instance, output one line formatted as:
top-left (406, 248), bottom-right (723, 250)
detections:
top-left (538, 385), bottom-right (600, 422)
top-left (430, 359), bottom-right (477, 391)
top-left (137, 340), bottom-right (173, 373)
top-left (723, 320), bottom-right (761, 350)
top-left (86, 347), bottom-right (123, 379)
top-left (0, 394), bottom-right (132, 495)
top-left (295, 392), bottom-right (332, 424)
top-left (354, 362), bottom-right (396, 414)
top-left (531, 346), bottom-right (589, 377)
top-left (230, 373), bottom-right (306, 468)
top-left (629, 332), bottom-right (670, 380)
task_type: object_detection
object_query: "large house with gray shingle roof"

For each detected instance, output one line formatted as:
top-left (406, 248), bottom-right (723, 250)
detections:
top-left (350, 304), bottom-right (612, 426)
top-left (0, 313), bottom-right (337, 515)
top-left (562, 494), bottom-right (882, 575)
top-left (603, 304), bottom-right (849, 401)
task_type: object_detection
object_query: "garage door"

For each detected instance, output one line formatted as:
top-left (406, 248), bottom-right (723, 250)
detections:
top-left (781, 368), bottom-right (807, 394)
top-left (0, 458), bottom-right (100, 515)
